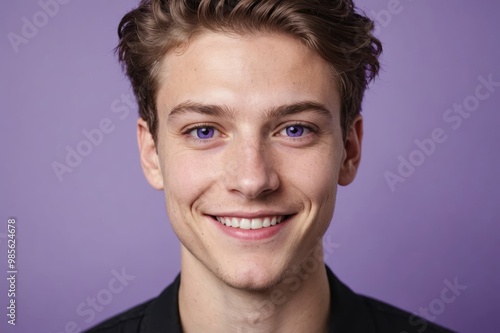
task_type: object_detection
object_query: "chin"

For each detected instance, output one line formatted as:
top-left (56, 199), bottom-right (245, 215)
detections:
top-left (216, 262), bottom-right (290, 292)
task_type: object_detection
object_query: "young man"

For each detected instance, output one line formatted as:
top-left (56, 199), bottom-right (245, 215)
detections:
top-left (88, 0), bottom-right (452, 332)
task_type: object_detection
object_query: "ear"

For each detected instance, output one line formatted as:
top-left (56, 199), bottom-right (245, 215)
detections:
top-left (338, 114), bottom-right (363, 186)
top-left (137, 118), bottom-right (164, 190)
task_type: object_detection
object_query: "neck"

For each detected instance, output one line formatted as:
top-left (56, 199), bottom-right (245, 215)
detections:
top-left (178, 247), bottom-right (330, 333)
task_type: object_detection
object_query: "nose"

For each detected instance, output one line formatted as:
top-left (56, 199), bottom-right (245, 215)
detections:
top-left (223, 139), bottom-right (280, 199)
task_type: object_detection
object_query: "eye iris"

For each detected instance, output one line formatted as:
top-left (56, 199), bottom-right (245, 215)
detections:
top-left (286, 125), bottom-right (304, 137)
top-left (197, 127), bottom-right (214, 139)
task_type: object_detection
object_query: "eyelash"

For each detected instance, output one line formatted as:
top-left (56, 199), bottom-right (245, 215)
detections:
top-left (276, 122), bottom-right (317, 140)
top-left (182, 122), bottom-right (317, 143)
top-left (182, 123), bottom-right (222, 143)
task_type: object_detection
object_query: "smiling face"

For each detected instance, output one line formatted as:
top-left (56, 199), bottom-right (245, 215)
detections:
top-left (138, 31), bottom-right (362, 290)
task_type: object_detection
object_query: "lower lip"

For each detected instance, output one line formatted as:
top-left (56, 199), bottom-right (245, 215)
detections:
top-left (209, 216), bottom-right (291, 241)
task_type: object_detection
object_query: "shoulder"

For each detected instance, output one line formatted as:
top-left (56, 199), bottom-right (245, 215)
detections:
top-left (84, 273), bottom-right (181, 333)
top-left (360, 295), bottom-right (455, 333)
top-left (325, 265), bottom-right (454, 333)
top-left (83, 300), bottom-right (152, 333)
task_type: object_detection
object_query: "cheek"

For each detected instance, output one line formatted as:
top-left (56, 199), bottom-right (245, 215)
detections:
top-left (281, 147), bottom-right (340, 198)
top-left (163, 150), bottom-right (218, 208)
top-left (161, 152), bottom-right (214, 243)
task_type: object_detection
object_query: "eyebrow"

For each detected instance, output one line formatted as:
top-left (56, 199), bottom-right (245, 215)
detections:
top-left (265, 101), bottom-right (333, 121)
top-left (167, 100), bottom-right (334, 122)
top-left (168, 101), bottom-right (234, 122)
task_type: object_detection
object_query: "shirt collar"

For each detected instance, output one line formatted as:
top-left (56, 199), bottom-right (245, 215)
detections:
top-left (140, 273), bottom-right (182, 332)
top-left (326, 265), bottom-right (376, 333)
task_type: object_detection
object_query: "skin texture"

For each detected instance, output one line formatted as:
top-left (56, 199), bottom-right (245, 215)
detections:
top-left (137, 31), bottom-right (363, 333)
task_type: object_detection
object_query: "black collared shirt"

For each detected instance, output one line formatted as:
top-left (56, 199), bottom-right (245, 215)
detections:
top-left (86, 266), bottom-right (454, 333)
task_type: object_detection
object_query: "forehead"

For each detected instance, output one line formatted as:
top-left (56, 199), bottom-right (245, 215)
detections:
top-left (156, 31), bottom-right (340, 115)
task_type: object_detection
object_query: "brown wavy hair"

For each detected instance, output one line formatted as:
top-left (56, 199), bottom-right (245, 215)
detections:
top-left (116, 0), bottom-right (382, 142)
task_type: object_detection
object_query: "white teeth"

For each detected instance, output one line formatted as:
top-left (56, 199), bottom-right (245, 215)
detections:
top-left (271, 217), bottom-right (277, 226)
top-left (240, 218), bottom-right (251, 229)
top-left (251, 218), bottom-right (263, 229)
top-left (215, 215), bottom-right (287, 229)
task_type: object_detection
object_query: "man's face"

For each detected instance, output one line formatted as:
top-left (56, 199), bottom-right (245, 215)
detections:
top-left (138, 31), bottom-right (362, 290)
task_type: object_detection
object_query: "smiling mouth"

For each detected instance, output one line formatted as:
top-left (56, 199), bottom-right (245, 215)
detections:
top-left (212, 215), bottom-right (290, 229)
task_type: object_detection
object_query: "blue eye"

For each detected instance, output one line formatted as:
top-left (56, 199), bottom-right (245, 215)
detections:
top-left (282, 125), bottom-right (309, 137)
top-left (189, 126), bottom-right (217, 139)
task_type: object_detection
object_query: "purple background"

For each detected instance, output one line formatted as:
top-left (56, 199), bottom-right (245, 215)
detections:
top-left (1, 1), bottom-right (499, 332)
